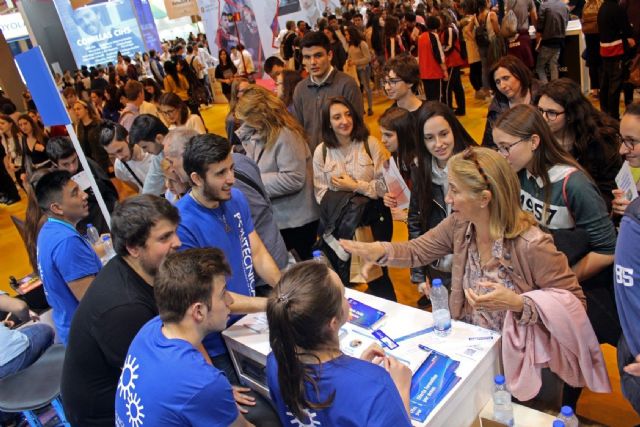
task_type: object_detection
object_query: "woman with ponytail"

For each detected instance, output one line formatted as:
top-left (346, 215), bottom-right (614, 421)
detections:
top-left (266, 261), bottom-right (412, 426)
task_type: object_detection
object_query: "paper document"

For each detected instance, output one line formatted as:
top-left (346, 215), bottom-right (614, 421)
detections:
top-left (616, 161), bottom-right (639, 202)
top-left (382, 158), bottom-right (411, 209)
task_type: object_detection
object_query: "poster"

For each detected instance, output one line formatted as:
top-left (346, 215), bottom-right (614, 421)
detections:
top-left (164, 0), bottom-right (198, 19)
top-left (132, 0), bottom-right (162, 52)
top-left (53, 0), bottom-right (147, 68)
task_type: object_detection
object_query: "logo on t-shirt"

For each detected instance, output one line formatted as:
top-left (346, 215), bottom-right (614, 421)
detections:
top-left (234, 211), bottom-right (256, 296)
top-left (286, 410), bottom-right (320, 427)
top-left (117, 354), bottom-right (145, 427)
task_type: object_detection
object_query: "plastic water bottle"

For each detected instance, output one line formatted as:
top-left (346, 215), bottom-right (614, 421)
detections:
top-left (430, 278), bottom-right (452, 336)
top-left (101, 235), bottom-right (116, 263)
top-left (493, 374), bottom-right (514, 426)
top-left (553, 420), bottom-right (566, 427)
top-left (312, 250), bottom-right (329, 265)
top-left (86, 224), bottom-right (100, 245)
top-left (556, 406), bottom-right (579, 427)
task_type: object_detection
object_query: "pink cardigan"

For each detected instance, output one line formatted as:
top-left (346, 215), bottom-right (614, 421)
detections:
top-left (502, 289), bottom-right (611, 401)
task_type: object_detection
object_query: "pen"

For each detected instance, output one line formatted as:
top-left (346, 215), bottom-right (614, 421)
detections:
top-left (468, 336), bottom-right (494, 341)
top-left (418, 344), bottom-right (433, 352)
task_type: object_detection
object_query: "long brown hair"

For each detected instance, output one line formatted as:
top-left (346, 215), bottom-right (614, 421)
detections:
top-left (266, 261), bottom-right (345, 420)
top-left (413, 102), bottom-right (475, 229)
top-left (0, 114), bottom-right (22, 158)
top-left (494, 104), bottom-right (588, 216)
top-left (235, 85), bottom-right (307, 148)
top-left (18, 113), bottom-right (46, 144)
top-left (24, 169), bottom-right (51, 270)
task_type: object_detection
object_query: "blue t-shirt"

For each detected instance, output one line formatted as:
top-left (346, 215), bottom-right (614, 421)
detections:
top-left (114, 317), bottom-right (238, 427)
top-left (614, 198), bottom-right (640, 356)
top-left (176, 188), bottom-right (255, 356)
top-left (266, 353), bottom-right (412, 427)
top-left (36, 218), bottom-right (102, 344)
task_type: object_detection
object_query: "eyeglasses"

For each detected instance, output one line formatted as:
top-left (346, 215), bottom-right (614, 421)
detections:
top-left (382, 78), bottom-right (404, 87)
top-left (538, 107), bottom-right (565, 121)
top-left (618, 134), bottom-right (640, 150)
top-left (159, 108), bottom-right (177, 116)
top-left (462, 147), bottom-right (490, 189)
top-left (494, 137), bottom-right (529, 156)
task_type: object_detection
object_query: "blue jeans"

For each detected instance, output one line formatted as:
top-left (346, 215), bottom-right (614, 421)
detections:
top-left (536, 45), bottom-right (561, 83)
top-left (0, 324), bottom-right (54, 421)
top-left (618, 334), bottom-right (640, 415)
top-left (0, 324), bottom-right (54, 379)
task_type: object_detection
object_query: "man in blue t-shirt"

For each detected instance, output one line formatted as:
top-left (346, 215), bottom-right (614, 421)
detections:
top-left (35, 170), bottom-right (102, 344)
top-left (115, 248), bottom-right (251, 427)
top-left (177, 133), bottom-right (281, 426)
top-left (614, 197), bottom-right (640, 415)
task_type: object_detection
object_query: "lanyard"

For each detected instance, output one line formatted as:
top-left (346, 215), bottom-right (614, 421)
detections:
top-left (47, 217), bottom-right (77, 233)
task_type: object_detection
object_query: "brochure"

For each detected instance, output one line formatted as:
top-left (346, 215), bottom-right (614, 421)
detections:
top-left (348, 298), bottom-right (386, 329)
top-left (409, 349), bottom-right (461, 422)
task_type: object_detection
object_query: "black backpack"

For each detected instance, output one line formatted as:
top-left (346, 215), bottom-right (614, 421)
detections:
top-left (475, 16), bottom-right (490, 48)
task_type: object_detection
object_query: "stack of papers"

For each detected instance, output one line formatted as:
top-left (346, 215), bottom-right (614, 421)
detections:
top-left (409, 349), bottom-right (461, 423)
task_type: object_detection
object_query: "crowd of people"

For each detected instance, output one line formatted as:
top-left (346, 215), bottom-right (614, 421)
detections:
top-left (1, 0), bottom-right (640, 425)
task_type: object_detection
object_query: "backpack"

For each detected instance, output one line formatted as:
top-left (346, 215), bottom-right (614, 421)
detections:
top-left (581, 0), bottom-right (603, 34)
top-left (500, 0), bottom-right (518, 39)
top-left (475, 15), bottom-right (490, 47)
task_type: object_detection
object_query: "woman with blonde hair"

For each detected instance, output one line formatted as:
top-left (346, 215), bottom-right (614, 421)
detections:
top-left (235, 85), bottom-right (319, 260)
top-left (341, 146), bottom-right (585, 331)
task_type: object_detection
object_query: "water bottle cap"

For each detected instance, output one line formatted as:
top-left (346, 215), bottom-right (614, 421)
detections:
top-left (102, 235), bottom-right (110, 242)
top-left (432, 278), bottom-right (443, 287)
top-left (312, 250), bottom-right (322, 258)
top-left (553, 420), bottom-right (565, 427)
top-left (87, 223), bottom-right (94, 227)
top-left (560, 406), bottom-right (573, 417)
top-left (494, 374), bottom-right (505, 385)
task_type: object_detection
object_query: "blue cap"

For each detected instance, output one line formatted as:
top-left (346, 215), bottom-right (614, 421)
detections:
top-left (560, 406), bottom-right (574, 417)
top-left (102, 235), bottom-right (110, 242)
top-left (432, 278), bottom-right (443, 287)
top-left (312, 250), bottom-right (322, 258)
top-left (494, 374), bottom-right (505, 385)
top-left (553, 420), bottom-right (565, 427)
top-left (87, 223), bottom-right (94, 227)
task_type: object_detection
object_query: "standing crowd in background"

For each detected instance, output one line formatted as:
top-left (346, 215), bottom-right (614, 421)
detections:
top-left (2, 0), bottom-right (640, 426)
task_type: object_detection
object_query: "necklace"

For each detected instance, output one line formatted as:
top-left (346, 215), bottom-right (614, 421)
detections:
top-left (190, 191), bottom-right (231, 233)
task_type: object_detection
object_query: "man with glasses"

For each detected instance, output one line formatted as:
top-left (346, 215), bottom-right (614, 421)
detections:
top-left (292, 31), bottom-right (363, 151)
top-left (382, 55), bottom-right (423, 119)
top-left (613, 103), bottom-right (640, 216)
top-left (46, 136), bottom-right (118, 234)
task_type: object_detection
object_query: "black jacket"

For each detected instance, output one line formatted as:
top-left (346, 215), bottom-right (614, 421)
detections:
top-left (407, 180), bottom-right (448, 283)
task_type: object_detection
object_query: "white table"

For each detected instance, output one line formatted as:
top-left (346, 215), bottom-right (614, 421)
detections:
top-left (222, 289), bottom-right (501, 427)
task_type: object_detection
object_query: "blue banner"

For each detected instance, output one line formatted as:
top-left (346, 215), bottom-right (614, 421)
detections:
top-left (53, 0), bottom-right (146, 68)
top-left (131, 0), bottom-right (162, 52)
top-left (15, 47), bottom-right (71, 126)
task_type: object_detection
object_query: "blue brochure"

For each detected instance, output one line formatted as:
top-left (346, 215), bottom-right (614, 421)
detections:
top-left (348, 298), bottom-right (386, 329)
top-left (409, 350), bottom-right (461, 422)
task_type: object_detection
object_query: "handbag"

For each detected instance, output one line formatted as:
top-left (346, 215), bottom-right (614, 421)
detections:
top-left (349, 226), bottom-right (383, 283)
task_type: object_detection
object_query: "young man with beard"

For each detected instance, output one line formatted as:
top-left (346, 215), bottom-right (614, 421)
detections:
top-left (176, 133), bottom-right (281, 426)
top-left (35, 170), bottom-right (102, 344)
top-left (61, 195), bottom-right (181, 427)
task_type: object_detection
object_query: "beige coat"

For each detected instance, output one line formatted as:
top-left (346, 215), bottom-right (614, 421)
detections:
top-left (379, 214), bottom-right (586, 320)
